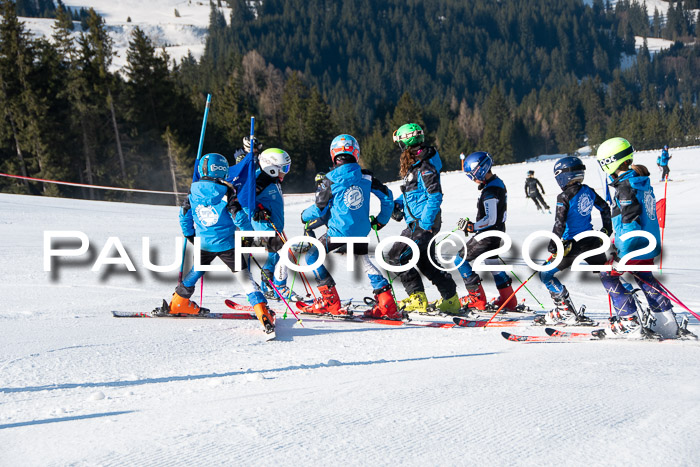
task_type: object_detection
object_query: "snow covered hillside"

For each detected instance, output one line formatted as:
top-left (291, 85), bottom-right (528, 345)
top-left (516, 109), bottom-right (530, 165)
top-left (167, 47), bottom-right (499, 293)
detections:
top-left (21, 0), bottom-right (229, 71)
top-left (1, 147), bottom-right (699, 465)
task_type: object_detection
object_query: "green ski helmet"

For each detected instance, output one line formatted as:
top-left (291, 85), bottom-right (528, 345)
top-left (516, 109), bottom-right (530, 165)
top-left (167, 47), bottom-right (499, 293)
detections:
top-left (597, 137), bottom-right (634, 175)
top-left (393, 123), bottom-right (425, 150)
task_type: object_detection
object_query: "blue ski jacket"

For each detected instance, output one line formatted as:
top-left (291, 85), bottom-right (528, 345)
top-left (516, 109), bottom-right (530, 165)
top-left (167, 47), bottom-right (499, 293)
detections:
top-left (553, 184), bottom-right (612, 242)
top-left (179, 179), bottom-right (253, 252)
top-left (301, 163), bottom-right (393, 238)
top-left (610, 169), bottom-right (661, 260)
top-left (250, 169), bottom-right (285, 232)
top-left (394, 147), bottom-right (444, 231)
top-left (657, 149), bottom-right (670, 166)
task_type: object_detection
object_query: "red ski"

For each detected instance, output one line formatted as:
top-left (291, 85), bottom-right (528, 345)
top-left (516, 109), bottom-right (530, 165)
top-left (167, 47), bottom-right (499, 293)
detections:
top-left (452, 317), bottom-right (524, 328)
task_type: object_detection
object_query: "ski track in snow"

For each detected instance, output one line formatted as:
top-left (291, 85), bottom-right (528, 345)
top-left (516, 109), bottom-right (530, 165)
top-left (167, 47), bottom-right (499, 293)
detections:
top-left (1, 147), bottom-right (699, 465)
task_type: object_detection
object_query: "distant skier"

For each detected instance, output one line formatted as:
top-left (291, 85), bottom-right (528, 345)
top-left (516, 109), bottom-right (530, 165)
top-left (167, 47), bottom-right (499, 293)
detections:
top-left (385, 123), bottom-right (459, 315)
top-left (234, 136), bottom-right (263, 164)
top-left (250, 148), bottom-right (300, 301)
top-left (299, 134), bottom-right (401, 319)
top-left (656, 144), bottom-right (671, 182)
top-left (160, 153), bottom-right (275, 333)
top-left (534, 156), bottom-right (611, 325)
top-left (596, 137), bottom-right (689, 339)
top-left (453, 151), bottom-right (519, 312)
top-left (524, 170), bottom-right (550, 212)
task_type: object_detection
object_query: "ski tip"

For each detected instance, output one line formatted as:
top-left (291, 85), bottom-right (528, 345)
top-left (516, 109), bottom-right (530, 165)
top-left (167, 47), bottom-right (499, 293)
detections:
top-left (501, 331), bottom-right (512, 339)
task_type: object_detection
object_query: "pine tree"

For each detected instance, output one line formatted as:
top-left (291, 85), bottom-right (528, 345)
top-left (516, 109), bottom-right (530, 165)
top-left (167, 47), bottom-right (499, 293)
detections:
top-left (481, 86), bottom-right (514, 163)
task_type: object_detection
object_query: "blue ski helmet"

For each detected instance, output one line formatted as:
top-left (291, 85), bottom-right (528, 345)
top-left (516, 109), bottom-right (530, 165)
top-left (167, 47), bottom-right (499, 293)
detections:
top-left (553, 156), bottom-right (586, 189)
top-left (330, 134), bottom-right (360, 163)
top-left (663, 144), bottom-right (669, 150)
top-left (198, 153), bottom-right (229, 179)
top-left (462, 151), bottom-right (493, 182)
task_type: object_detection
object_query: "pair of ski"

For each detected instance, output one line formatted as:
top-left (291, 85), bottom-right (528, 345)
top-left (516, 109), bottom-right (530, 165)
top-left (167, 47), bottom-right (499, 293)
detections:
top-left (502, 328), bottom-right (606, 342)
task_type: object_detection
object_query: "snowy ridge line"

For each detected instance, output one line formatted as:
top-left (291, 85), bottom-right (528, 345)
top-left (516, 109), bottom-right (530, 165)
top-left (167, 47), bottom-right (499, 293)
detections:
top-left (0, 351), bottom-right (498, 394)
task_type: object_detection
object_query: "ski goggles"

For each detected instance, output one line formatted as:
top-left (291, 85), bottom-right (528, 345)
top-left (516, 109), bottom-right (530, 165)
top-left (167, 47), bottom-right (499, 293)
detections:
top-left (280, 163), bottom-right (291, 175)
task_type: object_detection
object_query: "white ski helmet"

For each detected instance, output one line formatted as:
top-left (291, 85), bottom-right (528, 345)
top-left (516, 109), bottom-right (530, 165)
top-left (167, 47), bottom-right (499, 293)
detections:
top-left (259, 148), bottom-right (291, 177)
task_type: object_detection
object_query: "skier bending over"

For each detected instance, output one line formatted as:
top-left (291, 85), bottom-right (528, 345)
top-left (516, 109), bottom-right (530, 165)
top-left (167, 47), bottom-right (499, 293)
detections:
top-left (657, 145), bottom-right (671, 182)
top-left (535, 156), bottom-right (611, 326)
top-left (299, 134), bottom-right (401, 319)
top-left (250, 148), bottom-right (300, 301)
top-left (386, 123), bottom-right (459, 315)
top-left (453, 151), bottom-right (519, 312)
top-left (525, 170), bottom-right (550, 212)
top-left (164, 153), bottom-right (274, 331)
top-left (597, 137), bottom-right (685, 339)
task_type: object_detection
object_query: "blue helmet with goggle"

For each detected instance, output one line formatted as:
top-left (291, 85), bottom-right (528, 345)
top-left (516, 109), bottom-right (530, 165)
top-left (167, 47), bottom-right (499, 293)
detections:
top-left (198, 153), bottom-right (229, 179)
top-left (553, 156), bottom-right (585, 189)
top-left (462, 151), bottom-right (493, 182)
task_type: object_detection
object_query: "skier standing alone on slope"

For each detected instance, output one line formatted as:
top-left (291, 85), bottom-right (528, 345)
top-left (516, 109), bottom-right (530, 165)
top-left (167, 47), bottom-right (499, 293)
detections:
top-left (299, 134), bottom-right (402, 320)
top-left (524, 170), bottom-right (550, 212)
top-left (161, 153), bottom-right (274, 332)
top-left (386, 123), bottom-right (460, 315)
top-left (453, 151), bottom-right (519, 313)
top-left (596, 137), bottom-right (689, 339)
top-left (250, 148), bottom-right (300, 301)
top-left (657, 145), bottom-right (671, 182)
top-left (534, 156), bottom-right (611, 326)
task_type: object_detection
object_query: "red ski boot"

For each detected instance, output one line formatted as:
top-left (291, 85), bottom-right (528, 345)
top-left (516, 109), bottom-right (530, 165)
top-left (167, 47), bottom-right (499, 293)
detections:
top-left (459, 283), bottom-right (487, 310)
top-left (493, 283), bottom-right (518, 311)
top-left (299, 285), bottom-right (347, 315)
top-left (364, 287), bottom-right (403, 320)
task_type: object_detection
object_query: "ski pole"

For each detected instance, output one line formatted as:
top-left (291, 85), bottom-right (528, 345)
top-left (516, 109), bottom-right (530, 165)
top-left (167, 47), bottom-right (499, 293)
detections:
top-left (482, 255), bottom-right (553, 328)
top-left (263, 214), bottom-right (314, 299)
top-left (435, 227), bottom-right (459, 246)
top-left (370, 216), bottom-right (397, 302)
top-left (659, 175), bottom-right (669, 274)
top-left (249, 254), bottom-right (303, 326)
top-left (200, 275), bottom-right (204, 308)
top-left (499, 257), bottom-right (545, 310)
top-left (632, 273), bottom-right (700, 321)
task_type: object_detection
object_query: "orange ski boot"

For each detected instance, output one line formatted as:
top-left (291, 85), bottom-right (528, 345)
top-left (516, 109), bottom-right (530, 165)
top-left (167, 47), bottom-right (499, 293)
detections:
top-left (318, 285), bottom-right (344, 315)
top-left (364, 286), bottom-right (403, 320)
top-left (169, 292), bottom-right (205, 315)
top-left (253, 302), bottom-right (275, 333)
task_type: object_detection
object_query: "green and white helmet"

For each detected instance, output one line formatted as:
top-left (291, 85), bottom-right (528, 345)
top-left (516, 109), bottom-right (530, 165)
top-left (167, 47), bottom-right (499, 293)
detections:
top-left (393, 123), bottom-right (425, 150)
top-left (597, 137), bottom-right (634, 175)
top-left (259, 148), bottom-right (291, 178)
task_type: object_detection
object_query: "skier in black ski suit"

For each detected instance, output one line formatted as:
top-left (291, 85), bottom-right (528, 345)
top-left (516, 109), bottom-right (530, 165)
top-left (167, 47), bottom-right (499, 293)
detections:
top-left (525, 170), bottom-right (549, 212)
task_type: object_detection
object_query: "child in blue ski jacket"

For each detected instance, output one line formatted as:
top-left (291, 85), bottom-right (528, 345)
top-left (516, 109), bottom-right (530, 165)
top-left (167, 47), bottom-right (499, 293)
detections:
top-left (300, 134), bottom-right (401, 320)
top-left (164, 153), bottom-right (274, 331)
top-left (249, 148), bottom-right (299, 301)
top-left (535, 156), bottom-right (611, 326)
top-left (656, 145), bottom-right (671, 182)
top-left (386, 123), bottom-right (459, 315)
top-left (453, 151), bottom-right (516, 312)
top-left (597, 137), bottom-right (685, 339)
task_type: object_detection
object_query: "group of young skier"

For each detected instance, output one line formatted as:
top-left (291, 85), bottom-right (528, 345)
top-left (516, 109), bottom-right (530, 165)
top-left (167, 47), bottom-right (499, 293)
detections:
top-left (161, 123), bottom-right (689, 339)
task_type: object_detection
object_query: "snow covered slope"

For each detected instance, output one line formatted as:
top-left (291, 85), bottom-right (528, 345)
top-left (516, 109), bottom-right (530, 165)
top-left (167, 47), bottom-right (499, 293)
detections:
top-left (1, 147), bottom-right (699, 465)
top-left (21, 0), bottom-right (229, 71)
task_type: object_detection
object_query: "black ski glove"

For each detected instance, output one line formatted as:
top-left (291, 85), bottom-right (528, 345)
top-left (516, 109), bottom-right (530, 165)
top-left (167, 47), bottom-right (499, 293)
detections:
top-left (457, 217), bottom-right (474, 234)
top-left (241, 237), bottom-right (254, 248)
top-left (391, 202), bottom-right (404, 222)
top-left (370, 216), bottom-right (385, 231)
top-left (253, 206), bottom-right (271, 222)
